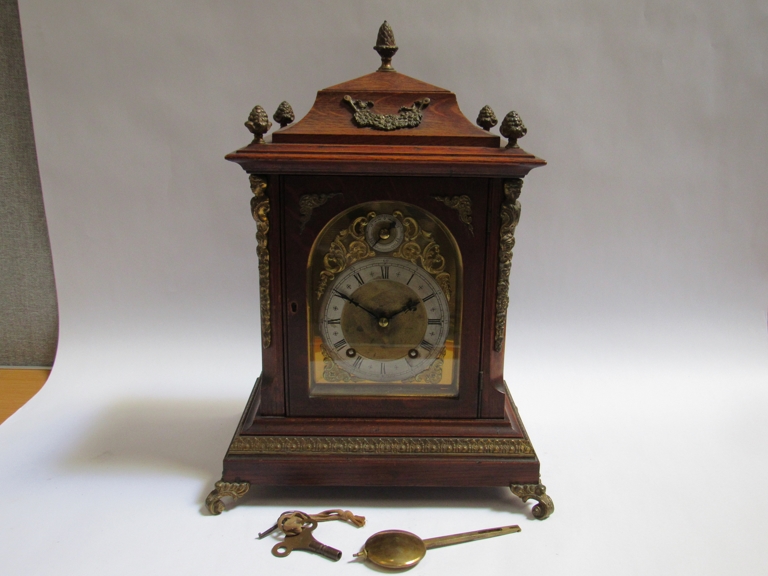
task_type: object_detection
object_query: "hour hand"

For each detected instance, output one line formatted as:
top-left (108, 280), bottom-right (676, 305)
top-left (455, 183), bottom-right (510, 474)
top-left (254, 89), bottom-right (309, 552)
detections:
top-left (332, 290), bottom-right (379, 320)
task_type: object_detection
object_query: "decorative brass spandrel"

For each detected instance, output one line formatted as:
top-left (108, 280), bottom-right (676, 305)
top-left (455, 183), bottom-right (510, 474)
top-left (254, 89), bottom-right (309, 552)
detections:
top-left (509, 482), bottom-right (554, 520)
top-left (205, 480), bottom-right (250, 515)
top-left (434, 195), bottom-right (474, 236)
top-left (402, 347), bottom-right (446, 384)
top-left (320, 344), bottom-right (362, 383)
top-left (391, 212), bottom-right (451, 301)
top-left (299, 193), bottom-right (342, 233)
top-left (320, 344), bottom-right (447, 387)
top-left (250, 175), bottom-right (272, 348)
top-left (316, 213), bottom-right (376, 300)
top-left (342, 95), bottom-right (430, 131)
top-left (494, 179), bottom-right (522, 352)
top-left (229, 435), bottom-right (535, 456)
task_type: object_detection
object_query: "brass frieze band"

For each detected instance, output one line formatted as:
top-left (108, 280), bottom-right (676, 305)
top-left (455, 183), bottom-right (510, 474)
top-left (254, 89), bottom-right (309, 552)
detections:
top-left (229, 435), bottom-right (534, 456)
top-left (494, 179), bottom-right (523, 352)
top-left (250, 175), bottom-right (272, 348)
top-left (434, 195), bottom-right (474, 236)
top-left (299, 193), bottom-right (342, 233)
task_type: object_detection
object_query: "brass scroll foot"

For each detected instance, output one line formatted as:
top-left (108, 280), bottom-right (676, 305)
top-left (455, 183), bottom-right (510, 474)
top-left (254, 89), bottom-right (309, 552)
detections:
top-left (510, 482), bottom-right (554, 520)
top-left (205, 481), bottom-right (250, 515)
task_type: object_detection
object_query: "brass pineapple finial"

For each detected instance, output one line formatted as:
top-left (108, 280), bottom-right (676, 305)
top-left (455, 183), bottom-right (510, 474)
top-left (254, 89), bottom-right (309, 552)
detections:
top-left (374, 21), bottom-right (398, 72)
top-left (500, 110), bottom-right (527, 148)
top-left (245, 105), bottom-right (272, 144)
top-left (476, 105), bottom-right (498, 131)
top-left (273, 101), bottom-right (295, 129)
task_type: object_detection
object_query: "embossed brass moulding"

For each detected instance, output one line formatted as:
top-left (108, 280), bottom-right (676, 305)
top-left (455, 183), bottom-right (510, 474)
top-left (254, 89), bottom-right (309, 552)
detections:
top-left (228, 435), bottom-right (535, 456)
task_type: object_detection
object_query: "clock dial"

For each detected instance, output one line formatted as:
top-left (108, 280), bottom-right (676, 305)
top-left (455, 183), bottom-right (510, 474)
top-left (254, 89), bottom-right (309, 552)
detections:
top-left (320, 257), bottom-right (449, 382)
top-left (307, 200), bottom-right (462, 397)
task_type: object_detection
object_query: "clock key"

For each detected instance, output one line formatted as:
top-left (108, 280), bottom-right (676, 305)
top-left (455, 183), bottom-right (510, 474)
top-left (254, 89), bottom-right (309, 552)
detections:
top-left (271, 521), bottom-right (342, 561)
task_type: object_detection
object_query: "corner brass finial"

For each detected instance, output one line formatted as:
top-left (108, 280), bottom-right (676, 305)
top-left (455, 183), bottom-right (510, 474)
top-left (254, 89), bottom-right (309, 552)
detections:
top-left (500, 111), bottom-right (527, 148)
top-left (273, 101), bottom-right (295, 129)
top-left (374, 21), bottom-right (398, 72)
top-left (245, 105), bottom-right (272, 144)
top-left (476, 105), bottom-right (498, 131)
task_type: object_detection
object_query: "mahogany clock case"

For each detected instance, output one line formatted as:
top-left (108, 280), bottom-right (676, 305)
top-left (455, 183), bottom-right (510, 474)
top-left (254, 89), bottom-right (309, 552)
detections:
top-left (207, 23), bottom-right (552, 518)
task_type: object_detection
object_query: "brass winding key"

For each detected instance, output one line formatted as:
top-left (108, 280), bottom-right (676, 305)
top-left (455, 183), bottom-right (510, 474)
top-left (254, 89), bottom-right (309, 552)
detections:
top-left (271, 520), bottom-right (342, 561)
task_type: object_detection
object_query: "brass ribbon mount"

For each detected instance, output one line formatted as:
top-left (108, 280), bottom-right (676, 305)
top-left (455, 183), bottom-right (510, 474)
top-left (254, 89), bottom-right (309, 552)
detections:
top-left (343, 95), bottom-right (430, 131)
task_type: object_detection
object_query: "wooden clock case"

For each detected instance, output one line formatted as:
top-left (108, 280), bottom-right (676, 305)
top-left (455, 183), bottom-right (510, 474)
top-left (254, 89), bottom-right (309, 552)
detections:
top-left (206, 24), bottom-right (553, 520)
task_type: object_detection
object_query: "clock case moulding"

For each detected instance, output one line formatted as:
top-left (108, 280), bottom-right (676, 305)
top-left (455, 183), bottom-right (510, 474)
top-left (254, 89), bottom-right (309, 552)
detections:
top-left (207, 23), bottom-right (553, 520)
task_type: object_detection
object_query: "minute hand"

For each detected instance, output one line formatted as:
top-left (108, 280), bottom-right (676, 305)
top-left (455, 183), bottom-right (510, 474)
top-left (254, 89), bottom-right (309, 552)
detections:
top-left (386, 298), bottom-right (421, 321)
top-left (333, 290), bottom-right (380, 320)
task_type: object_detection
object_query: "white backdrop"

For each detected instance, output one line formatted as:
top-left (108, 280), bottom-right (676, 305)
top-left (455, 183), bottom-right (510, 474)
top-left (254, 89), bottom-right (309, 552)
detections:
top-left (3, 1), bottom-right (767, 574)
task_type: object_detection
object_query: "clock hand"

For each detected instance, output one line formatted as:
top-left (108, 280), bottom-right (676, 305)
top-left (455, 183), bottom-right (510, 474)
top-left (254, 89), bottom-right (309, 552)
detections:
top-left (333, 290), bottom-right (380, 321)
top-left (386, 298), bottom-right (421, 321)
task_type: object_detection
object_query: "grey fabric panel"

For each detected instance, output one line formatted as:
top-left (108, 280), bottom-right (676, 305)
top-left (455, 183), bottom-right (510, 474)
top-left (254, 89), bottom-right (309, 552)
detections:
top-left (0, 0), bottom-right (58, 366)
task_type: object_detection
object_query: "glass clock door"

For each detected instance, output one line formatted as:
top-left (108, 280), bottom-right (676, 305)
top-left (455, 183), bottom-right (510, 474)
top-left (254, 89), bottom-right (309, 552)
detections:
top-left (309, 200), bottom-right (461, 397)
top-left (282, 175), bottom-right (489, 418)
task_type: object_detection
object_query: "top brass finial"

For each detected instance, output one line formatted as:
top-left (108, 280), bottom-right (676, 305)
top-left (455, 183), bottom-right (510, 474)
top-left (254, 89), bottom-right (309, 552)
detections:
top-left (374, 21), bottom-right (398, 72)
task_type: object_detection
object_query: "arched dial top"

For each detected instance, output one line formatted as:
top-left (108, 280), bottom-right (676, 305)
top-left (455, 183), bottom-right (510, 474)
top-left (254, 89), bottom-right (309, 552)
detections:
top-left (320, 257), bottom-right (449, 382)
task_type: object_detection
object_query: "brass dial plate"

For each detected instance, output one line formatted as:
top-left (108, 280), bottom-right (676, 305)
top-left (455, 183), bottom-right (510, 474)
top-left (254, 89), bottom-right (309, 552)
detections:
top-left (307, 200), bottom-right (462, 397)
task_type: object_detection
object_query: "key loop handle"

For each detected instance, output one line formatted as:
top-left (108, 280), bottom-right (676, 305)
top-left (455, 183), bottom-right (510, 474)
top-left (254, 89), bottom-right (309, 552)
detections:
top-left (271, 520), bottom-right (319, 557)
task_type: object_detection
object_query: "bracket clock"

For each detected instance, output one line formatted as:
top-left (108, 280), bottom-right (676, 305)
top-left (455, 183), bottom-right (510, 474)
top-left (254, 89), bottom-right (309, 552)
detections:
top-left (206, 22), bottom-right (554, 520)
